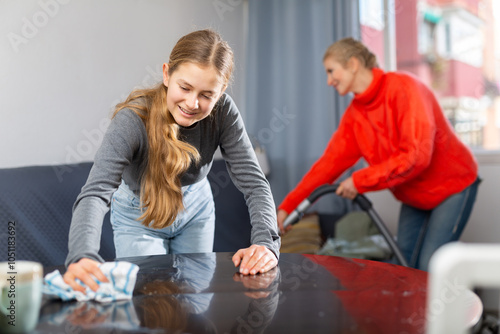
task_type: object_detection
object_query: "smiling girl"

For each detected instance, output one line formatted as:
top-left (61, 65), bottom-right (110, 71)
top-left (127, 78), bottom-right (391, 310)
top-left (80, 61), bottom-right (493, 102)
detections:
top-left (63, 30), bottom-right (280, 292)
top-left (277, 37), bottom-right (479, 271)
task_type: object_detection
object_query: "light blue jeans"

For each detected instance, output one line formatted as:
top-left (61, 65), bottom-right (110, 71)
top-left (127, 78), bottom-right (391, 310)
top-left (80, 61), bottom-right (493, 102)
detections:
top-left (110, 178), bottom-right (215, 258)
top-left (396, 177), bottom-right (480, 271)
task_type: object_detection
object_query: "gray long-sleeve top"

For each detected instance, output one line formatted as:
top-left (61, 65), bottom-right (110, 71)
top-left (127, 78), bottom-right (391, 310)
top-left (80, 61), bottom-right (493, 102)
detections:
top-left (65, 93), bottom-right (280, 266)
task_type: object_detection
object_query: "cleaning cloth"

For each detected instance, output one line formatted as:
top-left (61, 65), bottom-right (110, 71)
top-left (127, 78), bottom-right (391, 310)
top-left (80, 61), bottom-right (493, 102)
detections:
top-left (43, 261), bottom-right (139, 303)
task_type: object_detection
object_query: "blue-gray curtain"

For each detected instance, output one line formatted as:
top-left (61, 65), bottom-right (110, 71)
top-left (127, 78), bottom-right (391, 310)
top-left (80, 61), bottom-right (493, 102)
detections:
top-left (245, 0), bottom-right (361, 215)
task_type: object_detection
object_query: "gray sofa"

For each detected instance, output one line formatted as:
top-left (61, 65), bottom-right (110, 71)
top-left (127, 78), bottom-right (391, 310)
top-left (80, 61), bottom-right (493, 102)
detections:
top-left (0, 159), bottom-right (252, 267)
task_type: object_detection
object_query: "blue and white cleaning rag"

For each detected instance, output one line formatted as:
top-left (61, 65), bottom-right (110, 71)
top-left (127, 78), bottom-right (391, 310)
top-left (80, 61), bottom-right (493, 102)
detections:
top-left (43, 261), bottom-right (139, 303)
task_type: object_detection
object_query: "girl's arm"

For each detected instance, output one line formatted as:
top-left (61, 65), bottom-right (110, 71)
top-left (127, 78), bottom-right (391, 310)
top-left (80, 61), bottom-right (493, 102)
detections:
top-left (217, 95), bottom-right (280, 272)
top-left (64, 109), bottom-right (145, 289)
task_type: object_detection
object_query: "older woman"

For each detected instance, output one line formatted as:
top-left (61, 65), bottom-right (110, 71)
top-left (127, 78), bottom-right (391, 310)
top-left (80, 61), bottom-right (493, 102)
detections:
top-left (277, 37), bottom-right (479, 271)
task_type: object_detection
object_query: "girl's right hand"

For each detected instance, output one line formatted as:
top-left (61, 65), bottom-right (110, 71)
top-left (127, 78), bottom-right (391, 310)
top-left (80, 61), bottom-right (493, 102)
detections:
top-left (63, 258), bottom-right (109, 293)
top-left (277, 209), bottom-right (291, 235)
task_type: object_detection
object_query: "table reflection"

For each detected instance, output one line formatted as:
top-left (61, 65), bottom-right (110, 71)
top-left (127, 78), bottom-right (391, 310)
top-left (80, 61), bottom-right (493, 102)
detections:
top-left (38, 300), bottom-right (139, 333)
top-left (229, 268), bottom-right (280, 334)
top-left (304, 254), bottom-right (428, 334)
top-left (36, 253), bottom-right (281, 333)
top-left (35, 252), bottom-right (455, 333)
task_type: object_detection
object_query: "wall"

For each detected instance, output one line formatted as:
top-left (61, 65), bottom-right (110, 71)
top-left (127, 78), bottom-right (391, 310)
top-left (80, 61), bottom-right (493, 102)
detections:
top-left (0, 0), bottom-right (247, 168)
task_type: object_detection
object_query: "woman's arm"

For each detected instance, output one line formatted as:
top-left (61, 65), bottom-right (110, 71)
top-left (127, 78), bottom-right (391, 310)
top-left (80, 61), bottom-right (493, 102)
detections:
top-left (278, 111), bottom-right (362, 214)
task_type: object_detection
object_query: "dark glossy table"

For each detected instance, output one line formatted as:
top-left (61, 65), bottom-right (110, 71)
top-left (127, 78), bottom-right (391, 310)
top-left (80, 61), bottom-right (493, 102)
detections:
top-left (34, 253), bottom-right (434, 333)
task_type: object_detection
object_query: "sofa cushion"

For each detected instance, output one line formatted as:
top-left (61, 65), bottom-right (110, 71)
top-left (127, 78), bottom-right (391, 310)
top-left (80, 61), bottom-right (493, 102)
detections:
top-left (209, 159), bottom-right (252, 252)
top-left (0, 159), bottom-right (253, 267)
top-left (0, 162), bottom-right (115, 267)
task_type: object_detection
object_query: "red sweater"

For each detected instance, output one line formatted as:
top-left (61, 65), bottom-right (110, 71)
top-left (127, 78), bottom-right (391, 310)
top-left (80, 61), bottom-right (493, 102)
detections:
top-left (279, 68), bottom-right (477, 212)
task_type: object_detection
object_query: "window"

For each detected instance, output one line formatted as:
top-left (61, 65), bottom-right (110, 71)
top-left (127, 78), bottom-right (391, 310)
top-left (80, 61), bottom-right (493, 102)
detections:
top-left (359, 0), bottom-right (387, 70)
top-left (419, 20), bottom-right (436, 55)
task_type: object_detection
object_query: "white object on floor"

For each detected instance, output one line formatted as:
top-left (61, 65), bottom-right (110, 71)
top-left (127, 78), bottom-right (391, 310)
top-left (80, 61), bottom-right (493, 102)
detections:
top-left (426, 242), bottom-right (488, 334)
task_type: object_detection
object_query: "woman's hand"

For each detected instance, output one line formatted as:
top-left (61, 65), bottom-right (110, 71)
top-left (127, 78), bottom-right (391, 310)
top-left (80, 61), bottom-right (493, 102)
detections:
top-left (232, 244), bottom-right (278, 275)
top-left (277, 209), bottom-right (291, 235)
top-left (336, 177), bottom-right (358, 200)
top-left (63, 258), bottom-right (109, 293)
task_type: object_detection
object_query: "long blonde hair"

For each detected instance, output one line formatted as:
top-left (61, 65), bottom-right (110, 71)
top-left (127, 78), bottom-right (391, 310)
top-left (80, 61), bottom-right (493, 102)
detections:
top-left (136, 280), bottom-right (188, 330)
top-left (323, 37), bottom-right (379, 69)
top-left (114, 29), bottom-right (234, 229)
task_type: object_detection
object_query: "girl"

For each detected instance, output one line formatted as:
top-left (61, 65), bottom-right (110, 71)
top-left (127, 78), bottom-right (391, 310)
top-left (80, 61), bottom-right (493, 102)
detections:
top-left (277, 37), bottom-right (479, 271)
top-left (64, 29), bottom-right (280, 292)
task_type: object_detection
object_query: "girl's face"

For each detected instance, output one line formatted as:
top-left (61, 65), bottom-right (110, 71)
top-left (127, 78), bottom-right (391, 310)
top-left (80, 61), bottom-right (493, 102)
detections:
top-left (163, 62), bottom-right (226, 127)
top-left (323, 56), bottom-right (355, 96)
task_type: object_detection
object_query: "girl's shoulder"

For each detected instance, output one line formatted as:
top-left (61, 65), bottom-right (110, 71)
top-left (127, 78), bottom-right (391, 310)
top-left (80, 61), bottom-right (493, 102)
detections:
top-left (108, 108), bottom-right (148, 144)
top-left (213, 93), bottom-right (240, 120)
top-left (217, 93), bottom-right (237, 112)
top-left (113, 108), bottom-right (146, 127)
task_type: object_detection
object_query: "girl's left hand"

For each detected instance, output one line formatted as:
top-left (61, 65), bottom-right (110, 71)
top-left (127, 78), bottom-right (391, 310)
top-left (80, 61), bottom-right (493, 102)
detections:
top-left (336, 177), bottom-right (358, 200)
top-left (232, 244), bottom-right (278, 275)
